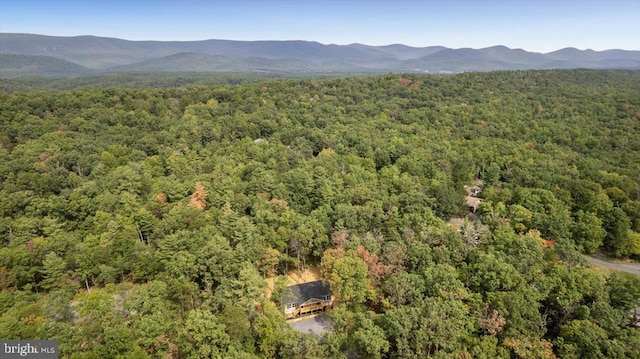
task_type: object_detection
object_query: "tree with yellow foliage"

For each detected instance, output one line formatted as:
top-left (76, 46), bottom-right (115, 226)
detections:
top-left (188, 182), bottom-right (207, 211)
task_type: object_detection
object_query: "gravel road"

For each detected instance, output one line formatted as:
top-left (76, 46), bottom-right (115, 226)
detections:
top-left (585, 256), bottom-right (640, 275)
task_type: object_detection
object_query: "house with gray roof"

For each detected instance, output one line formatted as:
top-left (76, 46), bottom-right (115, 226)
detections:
top-left (282, 280), bottom-right (333, 319)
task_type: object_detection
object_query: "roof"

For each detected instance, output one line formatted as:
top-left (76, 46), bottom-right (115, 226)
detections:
top-left (464, 185), bottom-right (482, 196)
top-left (282, 280), bottom-right (331, 304)
top-left (466, 196), bottom-right (482, 207)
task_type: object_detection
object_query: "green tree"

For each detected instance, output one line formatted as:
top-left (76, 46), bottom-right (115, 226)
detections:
top-left (216, 262), bottom-right (265, 312)
top-left (178, 309), bottom-right (231, 358)
top-left (383, 297), bottom-right (471, 358)
top-left (422, 263), bottom-right (467, 299)
top-left (606, 272), bottom-right (640, 311)
top-left (352, 313), bottom-right (389, 359)
top-left (254, 300), bottom-right (290, 358)
top-left (467, 252), bottom-right (523, 293)
top-left (382, 271), bottom-right (423, 307)
top-left (603, 207), bottom-right (632, 257)
top-left (556, 320), bottom-right (624, 359)
top-left (279, 331), bottom-right (321, 359)
top-left (328, 252), bottom-right (370, 306)
top-left (572, 210), bottom-right (606, 254)
top-left (486, 287), bottom-right (544, 339)
top-left (40, 252), bottom-right (67, 290)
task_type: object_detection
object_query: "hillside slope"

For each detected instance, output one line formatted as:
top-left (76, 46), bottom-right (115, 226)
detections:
top-left (1, 33), bottom-right (639, 76)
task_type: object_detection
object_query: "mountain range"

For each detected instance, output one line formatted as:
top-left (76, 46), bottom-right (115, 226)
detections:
top-left (1, 33), bottom-right (639, 77)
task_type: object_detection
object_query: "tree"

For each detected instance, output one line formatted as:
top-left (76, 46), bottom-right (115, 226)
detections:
top-left (572, 210), bottom-right (606, 254)
top-left (44, 290), bottom-right (73, 322)
top-left (41, 252), bottom-right (67, 290)
top-left (542, 265), bottom-right (606, 332)
top-left (486, 287), bottom-right (544, 339)
top-left (328, 252), bottom-right (370, 306)
top-left (188, 181), bottom-right (208, 210)
top-left (259, 246), bottom-right (280, 278)
top-left (606, 272), bottom-right (640, 311)
top-left (556, 320), bottom-right (624, 359)
top-left (467, 252), bottom-right (523, 293)
top-left (123, 281), bottom-right (173, 356)
top-left (478, 306), bottom-right (506, 336)
top-left (355, 245), bottom-right (391, 285)
top-left (178, 309), bottom-right (230, 358)
top-left (502, 337), bottom-right (556, 359)
top-left (216, 262), bottom-right (265, 312)
top-left (254, 300), bottom-right (290, 358)
top-left (464, 335), bottom-right (510, 359)
top-left (383, 297), bottom-right (471, 357)
top-left (460, 217), bottom-right (490, 247)
top-left (137, 313), bottom-right (172, 356)
top-left (603, 207), bottom-right (632, 257)
top-left (269, 276), bottom-right (289, 306)
top-left (218, 304), bottom-right (251, 345)
top-left (352, 313), bottom-right (389, 359)
top-left (320, 247), bottom-right (345, 279)
top-left (628, 229), bottom-right (640, 256)
top-left (279, 331), bottom-right (321, 359)
top-left (423, 263), bottom-right (467, 299)
top-left (92, 325), bottom-right (137, 358)
top-left (382, 271), bottom-right (423, 307)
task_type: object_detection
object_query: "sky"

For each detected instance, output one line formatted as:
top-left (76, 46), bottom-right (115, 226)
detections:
top-left (1, 0), bottom-right (639, 53)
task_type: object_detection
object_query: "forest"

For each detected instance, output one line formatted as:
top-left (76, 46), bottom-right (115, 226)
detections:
top-left (0, 69), bottom-right (639, 358)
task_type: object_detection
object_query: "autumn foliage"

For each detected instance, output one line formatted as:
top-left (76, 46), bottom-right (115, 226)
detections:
top-left (188, 182), bottom-right (208, 210)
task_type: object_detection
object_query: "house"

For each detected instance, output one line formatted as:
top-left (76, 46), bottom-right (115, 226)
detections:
top-left (464, 184), bottom-right (482, 197)
top-left (466, 196), bottom-right (482, 213)
top-left (282, 280), bottom-right (333, 319)
top-left (464, 181), bottom-right (483, 212)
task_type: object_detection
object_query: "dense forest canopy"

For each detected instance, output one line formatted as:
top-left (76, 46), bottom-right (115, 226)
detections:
top-left (0, 72), bottom-right (312, 93)
top-left (0, 69), bottom-right (639, 358)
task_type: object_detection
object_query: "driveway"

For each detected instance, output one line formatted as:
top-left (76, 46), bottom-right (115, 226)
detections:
top-left (585, 256), bottom-right (640, 275)
top-left (289, 314), bottom-right (332, 335)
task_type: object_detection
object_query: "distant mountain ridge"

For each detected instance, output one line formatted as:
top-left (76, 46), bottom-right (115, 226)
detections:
top-left (0, 53), bottom-right (91, 77)
top-left (1, 33), bottom-right (638, 77)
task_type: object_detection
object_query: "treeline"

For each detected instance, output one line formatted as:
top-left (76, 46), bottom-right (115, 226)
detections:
top-left (0, 72), bottom-right (340, 93)
top-left (0, 70), bottom-right (639, 358)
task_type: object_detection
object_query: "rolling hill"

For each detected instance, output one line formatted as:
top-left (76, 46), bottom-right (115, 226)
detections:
top-left (0, 53), bottom-right (91, 77)
top-left (0, 33), bottom-right (638, 77)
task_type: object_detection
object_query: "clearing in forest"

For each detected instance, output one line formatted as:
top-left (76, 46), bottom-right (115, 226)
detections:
top-left (264, 266), bottom-right (323, 298)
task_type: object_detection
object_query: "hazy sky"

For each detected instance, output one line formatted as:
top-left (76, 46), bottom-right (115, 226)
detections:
top-left (1, 0), bottom-right (639, 52)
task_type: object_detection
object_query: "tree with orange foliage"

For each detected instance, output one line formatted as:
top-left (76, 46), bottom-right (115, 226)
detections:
top-left (356, 245), bottom-right (391, 286)
top-left (188, 182), bottom-right (207, 211)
